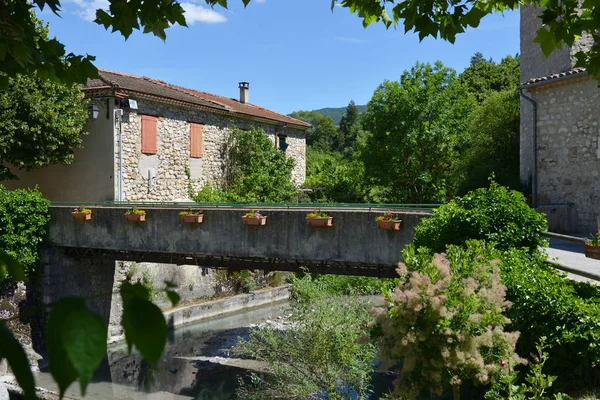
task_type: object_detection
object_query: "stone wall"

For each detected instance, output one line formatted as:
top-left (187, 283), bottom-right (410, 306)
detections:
top-left (117, 99), bottom-right (306, 202)
top-left (519, 5), bottom-right (596, 185)
top-left (528, 79), bottom-right (600, 233)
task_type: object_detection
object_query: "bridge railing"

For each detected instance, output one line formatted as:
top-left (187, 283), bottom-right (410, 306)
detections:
top-left (51, 201), bottom-right (442, 211)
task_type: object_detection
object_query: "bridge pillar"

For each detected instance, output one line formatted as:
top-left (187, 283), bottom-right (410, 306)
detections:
top-left (40, 246), bottom-right (116, 329)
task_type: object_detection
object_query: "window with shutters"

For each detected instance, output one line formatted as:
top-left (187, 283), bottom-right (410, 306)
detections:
top-left (141, 115), bottom-right (158, 154)
top-left (190, 123), bottom-right (204, 158)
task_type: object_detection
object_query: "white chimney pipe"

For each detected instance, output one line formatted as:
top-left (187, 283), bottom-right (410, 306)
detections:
top-left (239, 82), bottom-right (249, 104)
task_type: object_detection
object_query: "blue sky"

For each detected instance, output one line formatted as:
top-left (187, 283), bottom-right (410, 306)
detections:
top-left (40, 0), bottom-right (520, 114)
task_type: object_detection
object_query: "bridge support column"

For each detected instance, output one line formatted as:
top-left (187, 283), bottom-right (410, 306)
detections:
top-left (40, 246), bottom-right (116, 329)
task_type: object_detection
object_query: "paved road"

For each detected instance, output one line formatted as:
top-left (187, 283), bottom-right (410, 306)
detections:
top-left (547, 238), bottom-right (600, 284)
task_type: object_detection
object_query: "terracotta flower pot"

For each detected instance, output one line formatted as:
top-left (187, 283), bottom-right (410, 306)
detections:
top-left (242, 216), bottom-right (267, 226)
top-left (180, 214), bottom-right (204, 223)
top-left (377, 220), bottom-right (401, 231)
top-left (306, 217), bottom-right (333, 227)
top-left (125, 214), bottom-right (146, 222)
top-left (72, 212), bottom-right (92, 221)
top-left (584, 244), bottom-right (600, 260)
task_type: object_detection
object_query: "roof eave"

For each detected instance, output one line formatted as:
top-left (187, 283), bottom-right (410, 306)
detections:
top-left (520, 70), bottom-right (590, 91)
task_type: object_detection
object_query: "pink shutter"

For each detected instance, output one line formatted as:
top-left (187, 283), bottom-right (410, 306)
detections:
top-left (190, 123), bottom-right (204, 158)
top-left (141, 115), bottom-right (158, 154)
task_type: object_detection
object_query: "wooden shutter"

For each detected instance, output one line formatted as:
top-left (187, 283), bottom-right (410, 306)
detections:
top-left (141, 115), bottom-right (158, 154)
top-left (190, 123), bottom-right (204, 158)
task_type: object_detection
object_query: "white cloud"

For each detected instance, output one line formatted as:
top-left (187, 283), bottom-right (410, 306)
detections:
top-left (63, 0), bottom-right (109, 22)
top-left (255, 0), bottom-right (267, 3)
top-left (335, 36), bottom-right (368, 44)
top-left (63, 0), bottom-right (226, 24)
top-left (181, 3), bottom-right (227, 24)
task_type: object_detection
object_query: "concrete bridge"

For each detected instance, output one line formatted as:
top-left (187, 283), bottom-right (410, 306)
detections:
top-left (46, 205), bottom-right (430, 278)
top-left (39, 204), bottom-right (430, 340)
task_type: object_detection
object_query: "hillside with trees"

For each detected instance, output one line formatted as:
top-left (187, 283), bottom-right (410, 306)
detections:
top-left (297, 104), bottom-right (367, 126)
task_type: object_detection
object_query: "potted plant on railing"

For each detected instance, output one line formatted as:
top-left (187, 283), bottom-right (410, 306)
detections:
top-left (585, 221), bottom-right (600, 260)
top-left (179, 208), bottom-right (204, 223)
top-left (72, 205), bottom-right (92, 221)
top-left (376, 213), bottom-right (402, 231)
top-left (242, 210), bottom-right (267, 226)
top-left (306, 209), bottom-right (333, 227)
top-left (125, 206), bottom-right (146, 222)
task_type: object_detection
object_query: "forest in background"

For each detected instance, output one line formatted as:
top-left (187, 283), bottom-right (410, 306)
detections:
top-left (289, 52), bottom-right (521, 204)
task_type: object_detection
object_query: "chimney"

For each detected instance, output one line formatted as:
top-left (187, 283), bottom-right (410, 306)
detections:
top-left (239, 82), bottom-right (249, 104)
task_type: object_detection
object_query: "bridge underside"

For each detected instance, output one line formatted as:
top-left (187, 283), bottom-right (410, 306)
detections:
top-left (60, 247), bottom-right (401, 278)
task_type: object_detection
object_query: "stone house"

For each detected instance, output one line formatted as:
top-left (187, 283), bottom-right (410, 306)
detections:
top-left (520, 6), bottom-right (600, 233)
top-left (3, 70), bottom-right (309, 202)
top-left (1, 71), bottom-right (310, 339)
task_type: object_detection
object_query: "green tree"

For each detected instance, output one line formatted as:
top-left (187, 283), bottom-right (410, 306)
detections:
top-left (457, 90), bottom-right (520, 193)
top-left (459, 54), bottom-right (520, 103)
top-left (0, 73), bottom-right (88, 180)
top-left (336, 100), bottom-right (360, 153)
top-left (289, 110), bottom-right (337, 152)
top-left (0, 14), bottom-right (89, 180)
top-left (4, 0), bottom-right (600, 85)
top-left (194, 126), bottom-right (297, 202)
top-left (361, 61), bottom-right (475, 203)
top-left (304, 148), bottom-right (366, 203)
top-left (470, 51), bottom-right (488, 65)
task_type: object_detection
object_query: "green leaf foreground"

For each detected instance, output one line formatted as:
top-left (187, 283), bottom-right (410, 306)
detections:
top-left (0, 250), bottom-right (27, 282)
top-left (46, 297), bottom-right (107, 397)
top-left (0, 323), bottom-right (36, 400)
top-left (4, 0), bottom-right (600, 87)
top-left (120, 282), bottom-right (168, 366)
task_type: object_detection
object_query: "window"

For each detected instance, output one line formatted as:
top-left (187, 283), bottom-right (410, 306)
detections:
top-left (141, 115), bottom-right (158, 154)
top-left (190, 123), bottom-right (204, 158)
top-left (277, 134), bottom-right (289, 153)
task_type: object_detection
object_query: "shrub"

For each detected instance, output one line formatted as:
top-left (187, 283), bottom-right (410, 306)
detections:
top-left (367, 241), bottom-right (521, 400)
top-left (237, 275), bottom-right (377, 399)
top-left (485, 337), bottom-right (572, 400)
top-left (414, 181), bottom-right (547, 253)
top-left (192, 126), bottom-right (298, 203)
top-left (500, 248), bottom-right (600, 390)
top-left (308, 274), bottom-right (397, 296)
top-left (0, 185), bottom-right (50, 279)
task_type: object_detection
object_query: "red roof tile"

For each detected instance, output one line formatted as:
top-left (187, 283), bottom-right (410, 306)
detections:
top-left (83, 70), bottom-right (310, 129)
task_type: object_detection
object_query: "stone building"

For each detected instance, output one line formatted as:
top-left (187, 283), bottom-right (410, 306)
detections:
top-left (3, 70), bottom-right (309, 202)
top-left (520, 6), bottom-right (600, 233)
top-left (0, 71), bottom-right (309, 341)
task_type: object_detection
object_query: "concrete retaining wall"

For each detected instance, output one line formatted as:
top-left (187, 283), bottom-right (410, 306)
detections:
top-left (164, 285), bottom-right (290, 329)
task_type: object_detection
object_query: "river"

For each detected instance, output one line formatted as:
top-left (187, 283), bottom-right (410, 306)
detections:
top-left (32, 301), bottom-right (290, 399)
top-left (29, 299), bottom-right (393, 399)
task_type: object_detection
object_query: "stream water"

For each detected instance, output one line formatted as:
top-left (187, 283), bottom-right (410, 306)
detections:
top-left (31, 300), bottom-right (393, 399)
top-left (33, 301), bottom-right (290, 399)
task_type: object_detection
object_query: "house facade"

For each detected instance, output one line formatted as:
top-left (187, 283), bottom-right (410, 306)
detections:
top-left (2, 70), bottom-right (309, 202)
top-left (520, 6), bottom-right (600, 233)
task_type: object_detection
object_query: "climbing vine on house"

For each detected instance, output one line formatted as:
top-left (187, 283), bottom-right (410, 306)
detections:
top-left (193, 126), bottom-right (298, 203)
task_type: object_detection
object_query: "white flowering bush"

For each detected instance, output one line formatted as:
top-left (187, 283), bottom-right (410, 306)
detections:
top-left (365, 241), bottom-right (523, 400)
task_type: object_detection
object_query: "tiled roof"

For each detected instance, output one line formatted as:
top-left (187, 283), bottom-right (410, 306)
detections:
top-left (82, 70), bottom-right (310, 129)
top-left (523, 68), bottom-right (587, 86)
